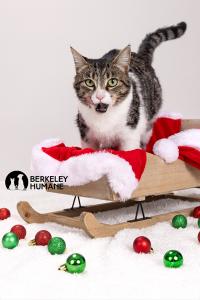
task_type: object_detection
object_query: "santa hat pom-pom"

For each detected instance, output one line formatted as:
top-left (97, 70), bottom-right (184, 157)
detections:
top-left (153, 138), bottom-right (179, 163)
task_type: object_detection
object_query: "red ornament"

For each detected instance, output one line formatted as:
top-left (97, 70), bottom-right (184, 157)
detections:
top-left (198, 232), bottom-right (200, 243)
top-left (133, 236), bottom-right (152, 254)
top-left (29, 230), bottom-right (52, 246)
top-left (0, 208), bottom-right (11, 220)
top-left (11, 225), bottom-right (26, 239)
top-left (193, 206), bottom-right (200, 218)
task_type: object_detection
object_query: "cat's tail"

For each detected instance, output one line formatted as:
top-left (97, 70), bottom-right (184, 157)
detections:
top-left (137, 22), bottom-right (187, 64)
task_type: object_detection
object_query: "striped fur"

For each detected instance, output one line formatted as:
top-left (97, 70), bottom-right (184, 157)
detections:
top-left (71, 22), bottom-right (187, 150)
top-left (138, 22), bottom-right (187, 64)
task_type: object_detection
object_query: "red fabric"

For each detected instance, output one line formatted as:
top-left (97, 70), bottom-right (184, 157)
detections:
top-left (42, 144), bottom-right (93, 161)
top-left (146, 117), bottom-right (181, 153)
top-left (179, 146), bottom-right (200, 170)
top-left (42, 145), bottom-right (146, 180)
top-left (146, 117), bottom-right (200, 170)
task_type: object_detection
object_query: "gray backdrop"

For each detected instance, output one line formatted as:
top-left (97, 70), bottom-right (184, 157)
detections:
top-left (0, 0), bottom-right (199, 179)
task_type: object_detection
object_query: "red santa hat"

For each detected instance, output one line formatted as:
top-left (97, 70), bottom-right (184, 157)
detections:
top-left (31, 139), bottom-right (146, 201)
top-left (147, 113), bottom-right (200, 169)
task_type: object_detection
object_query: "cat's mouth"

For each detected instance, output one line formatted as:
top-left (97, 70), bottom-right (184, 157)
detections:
top-left (95, 103), bottom-right (109, 113)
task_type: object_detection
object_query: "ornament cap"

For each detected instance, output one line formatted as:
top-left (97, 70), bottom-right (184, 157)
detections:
top-left (58, 264), bottom-right (67, 272)
top-left (28, 239), bottom-right (36, 246)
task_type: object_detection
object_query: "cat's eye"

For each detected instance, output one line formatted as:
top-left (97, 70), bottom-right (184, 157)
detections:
top-left (85, 79), bottom-right (95, 88)
top-left (107, 78), bottom-right (118, 88)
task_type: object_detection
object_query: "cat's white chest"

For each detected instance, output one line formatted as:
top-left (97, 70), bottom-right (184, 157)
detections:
top-left (86, 107), bottom-right (125, 136)
top-left (79, 90), bottom-right (133, 148)
top-left (88, 112), bottom-right (124, 148)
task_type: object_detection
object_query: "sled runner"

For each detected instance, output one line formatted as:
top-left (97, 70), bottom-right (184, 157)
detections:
top-left (17, 119), bottom-right (200, 238)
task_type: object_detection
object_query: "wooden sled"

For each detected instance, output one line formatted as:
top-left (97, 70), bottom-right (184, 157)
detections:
top-left (17, 119), bottom-right (200, 238)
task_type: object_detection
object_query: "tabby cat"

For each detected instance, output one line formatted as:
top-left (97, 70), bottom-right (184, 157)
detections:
top-left (71, 22), bottom-right (187, 150)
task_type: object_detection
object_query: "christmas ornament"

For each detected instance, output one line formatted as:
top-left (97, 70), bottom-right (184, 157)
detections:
top-left (2, 232), bottom-right (19, 249)
top-left (192, 206), bottom-right (200, 218)
top-left (198, 232), bottom-right (200, 243)
top-left (172, 214), bottom-right (187, 228)
top-left (59, 253), bottom-right (86, 274)
top-left (11, 225), bottom-right (26, 239)
top-left (29, 230), bottom-right (52, 246)
top-left (198, 219), bottom-right (200, 228)
top-left (133, 236), bottom-right (152, 253)
top-left (48, 237), bottom-right (66, 255)
top-left (163, 250), bottom-right (183, 268)
top-left (0, 208), bottom-right (10, 220)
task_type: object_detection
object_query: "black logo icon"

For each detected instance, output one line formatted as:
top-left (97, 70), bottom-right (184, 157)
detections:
top-left (5, 171), bottom-right (29, 191)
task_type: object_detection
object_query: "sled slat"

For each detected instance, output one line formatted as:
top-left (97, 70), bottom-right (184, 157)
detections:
top-left (182, 119), bottom-right (200, 130)
top-left (82, 207), bottom-right (195, 238)
top-left (49, 176), bottom-right (114, 201)
top-left (131, 154), bottom-right (200, 198)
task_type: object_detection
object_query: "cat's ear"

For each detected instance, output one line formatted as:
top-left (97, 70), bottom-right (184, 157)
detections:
top-left (70, 47), bottom-right (89, 73)
top-left (112, 45), bottom-right (131, 73)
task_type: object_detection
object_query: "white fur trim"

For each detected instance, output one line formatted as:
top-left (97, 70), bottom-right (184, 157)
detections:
top-left (60, 152), bottom-right (137, 201)
top-left (169, 129), bottom-right (200, 150)
top-left (153, 138), bottom-right (179, 163)
top-left (153, 128), bottom-right (200, 163)
top-left (31, 140), bottom-right (138, 201)
top-left (157, 112), bottom-right (183, 119)
top-left (30, 138), bottom-right (64, 176)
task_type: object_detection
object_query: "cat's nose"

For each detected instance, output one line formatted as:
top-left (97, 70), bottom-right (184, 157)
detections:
top-left (96, 95), bottom-right (104, 101)
top-left (96, 89), bottom-right (105, 101)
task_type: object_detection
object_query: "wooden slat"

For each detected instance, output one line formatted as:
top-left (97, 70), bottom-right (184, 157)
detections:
top-left (49, 176), bottom-right (113, 201)
top-left (54, 198), bottom-right (137, 217)
top-left (182, 119), bottom-right (200, 130)
top-left (130, 153), bottom-right (200, 198)
top-left (82, 207), bottom-right (195, 238)
top-left (17, 201), bottom-right (81, 228)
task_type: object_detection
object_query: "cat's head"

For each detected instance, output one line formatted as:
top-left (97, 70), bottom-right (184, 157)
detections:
top-left (71, 46), bottom-right (131, 113)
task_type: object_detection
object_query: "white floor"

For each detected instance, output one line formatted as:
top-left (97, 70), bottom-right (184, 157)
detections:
top-left (0, 183), bottom-right (200, 300)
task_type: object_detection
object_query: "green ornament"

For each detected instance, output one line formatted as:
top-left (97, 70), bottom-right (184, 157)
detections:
top-left (172, 214), bottom-right (187, 228)
top-left (198, 219), bottom-right (200, 228)
top-left (163, 250), bottom-right (183, 268)
top-left (48, 237), bottom-right (66, 255)
top-left (66, 253), bottom-right (86, 274)
top-left (2, 232), bottom-right (19, 249)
